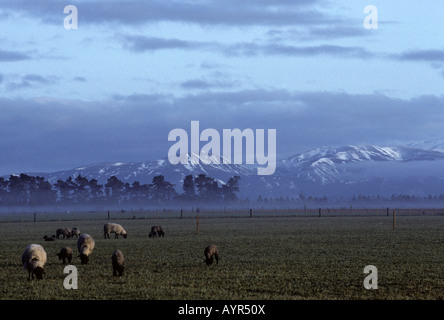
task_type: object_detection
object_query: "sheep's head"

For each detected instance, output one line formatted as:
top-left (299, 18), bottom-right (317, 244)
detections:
top-left (33, 267), bottom-right (45, 280)
top-left (80, 254), bottom-right (89, 264)
top-left (204, 257), bottom-right (214, 266)
top-left (123, 234), bottom-right (128, 239)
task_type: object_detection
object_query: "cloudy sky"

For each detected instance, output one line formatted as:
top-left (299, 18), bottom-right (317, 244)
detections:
top-left (1, 0), bottom-right (444, 175)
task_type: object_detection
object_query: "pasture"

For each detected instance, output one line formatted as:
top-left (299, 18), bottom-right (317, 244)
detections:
top-left (0, 214), bottom-right (443, 300)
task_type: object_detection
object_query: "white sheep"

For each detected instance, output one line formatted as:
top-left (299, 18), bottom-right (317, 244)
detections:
top-left (77, 234), bottom-right (95, 264)
top-left (21, 244), bottom-right (47, 280)
top-left (104, 223), bottom-right (127, 239)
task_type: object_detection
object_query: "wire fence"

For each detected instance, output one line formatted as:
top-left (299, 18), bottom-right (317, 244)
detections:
top-left (0, 206), bottom-right (443, 223)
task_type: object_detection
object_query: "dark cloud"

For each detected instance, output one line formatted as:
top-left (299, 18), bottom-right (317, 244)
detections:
top-left (119, 35), bottom-right (205, 52)
top-left (266, 25), bottom-right (370, 42)
top-left (1, 91), bottom-right (444, 174)
top-left (120, 33), bottom-right (373, 59)
top-left (0, 49), bottom-right (31, 62)
top-left (226, 43), bottom-right (374, 59)
top-left (73, 76), bottom-right (87, 82)
top-left (23, 74), bottom-right (51, 84)
top-left (181, 79), bottom-right (239, 90)
top-left (6, 74), bottom-right (56, 90)
top-left (0, 0), bottom-right (333, 27)
top-left (396, 49), bottom-right (444, 62)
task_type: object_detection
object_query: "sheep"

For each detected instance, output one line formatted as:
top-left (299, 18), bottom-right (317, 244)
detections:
top-left (21, 244), bottom-right (47, 280)
top-left (56, 247), bottom-right (73, 265)
top-left (104, 223), bottom-right (127, 239)
top-left (56, 228), bottom-right (70, 239)
top-left (64, 228), bottom-right (72, 238)
top-left (43, 235), bottom-right (56, 241)
top-left (203, 244), bottom-right (219, 266)
top-left (71, 227), bottom-right (80, 239)
top-left (111, 250), bottom-right (125, 276)
top-left (77, 234), bottom-right (95, 264)
top-left (149, 225), bottom-right (165, 238)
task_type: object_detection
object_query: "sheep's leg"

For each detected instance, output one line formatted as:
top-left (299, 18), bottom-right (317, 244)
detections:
top-left (215, 254), bottom-right (219, 264)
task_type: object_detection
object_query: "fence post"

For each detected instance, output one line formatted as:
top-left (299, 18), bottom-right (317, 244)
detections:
top-left (34, 212), bottom-right (36, 223)
top-left (196, 214), bottom-right (199, 234)
top-left (386, 207), bottom-right (389, 217)
top-left (393, 210), bottom-right (396, 230)
top-left (249, 208), bottom-right (253, 218)
top-left (180, 209), bottom-right (183, 219)
top-left (107, 211), bottom-right (110, 220)
top-left (319, 208), bottom-right (321, 217)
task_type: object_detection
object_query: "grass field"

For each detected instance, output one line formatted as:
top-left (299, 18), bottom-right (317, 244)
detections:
top-left (0, 215), bottom-right (443, 300)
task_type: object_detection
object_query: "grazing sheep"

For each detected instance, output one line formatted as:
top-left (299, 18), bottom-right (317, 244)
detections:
top-left (43, 235), bottom-right (56, 242)
top-left (149, 225), bottom-right (165, 238)
top-left (71, 227), bottom-right (80, 239)
top-left (56, 228), bottom-right (70, 239)
top-left (56, 247), bottom-right (73, 265)
top-left (203, 244), bottom-right (219, 266)
top-left (104, 223), bottom-right (127, 239)
top-left (77, 234), bottom-right (95, 264)
top-left (111, 250), bottom-right (125, 276)
top-left (21, 244), bottom-right (47, 280)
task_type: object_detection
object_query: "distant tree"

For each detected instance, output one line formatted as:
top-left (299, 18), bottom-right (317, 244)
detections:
top-left (33, 176), bottom-right (56, 204)
top-left (0, 177), bottom-right (7, 204)
top-left (88, 178), bottom-right (104, 202)
top-left (74, 174), bottom-right (90, 202)
top-left (194, 174), bottom-right (221, 202)
top-left (5, 174), bottom-right (55, 205)
top-left (130, 181), bottom-right (149, 202)
top-left (221, 175), bottom-right (240, 202)
top-left (182, 175), bottom-right (196, 201)
top-left (149, 175), bottom-right (176, 202)
top-left (105, 176), bottom-right (125, 203)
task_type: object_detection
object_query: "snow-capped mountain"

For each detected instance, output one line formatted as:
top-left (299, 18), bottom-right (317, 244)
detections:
top-left (271, 144), bottom-right (444, 198)
top-left (406, 139), bottom-right (444, 152)
top-left (15, 143), bottom-right (444, 200)
top-left (38, 151), bottom-right (254, 191)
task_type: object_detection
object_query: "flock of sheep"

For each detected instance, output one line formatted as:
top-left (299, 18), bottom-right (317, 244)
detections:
top-left (21, 222), bottom-right (219, 280)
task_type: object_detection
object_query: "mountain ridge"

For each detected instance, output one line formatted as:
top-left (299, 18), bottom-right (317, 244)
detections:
top-left (6, 143), bottom-right (444, 200)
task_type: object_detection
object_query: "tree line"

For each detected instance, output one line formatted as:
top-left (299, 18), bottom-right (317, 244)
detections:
top-left (0, 173), bottom-right (241, 206)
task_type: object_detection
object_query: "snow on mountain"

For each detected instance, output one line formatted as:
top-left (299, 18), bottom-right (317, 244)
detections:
top-left (407, 139), bottom-right (444, 152)
top-left (12, 144), bottom-right (444, 200)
